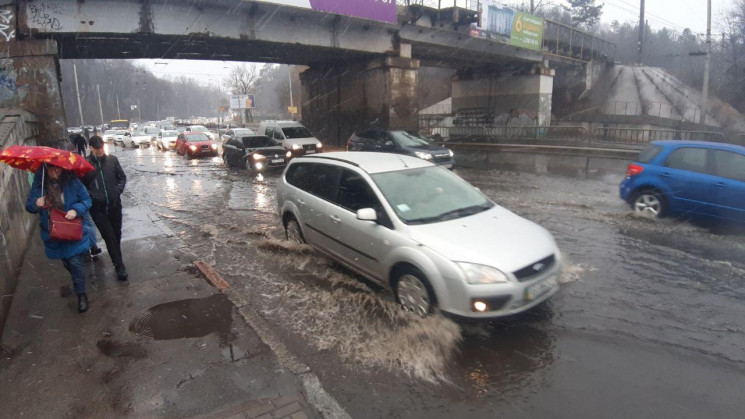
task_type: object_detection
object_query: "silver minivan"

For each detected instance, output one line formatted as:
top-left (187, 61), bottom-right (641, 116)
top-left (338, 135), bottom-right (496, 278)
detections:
top-left (276, 152), bottom-right (561, 319)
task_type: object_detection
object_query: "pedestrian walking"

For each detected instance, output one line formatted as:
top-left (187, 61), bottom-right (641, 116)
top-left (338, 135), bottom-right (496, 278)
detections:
top-left (83, 135), bottom-right (129, 281)
top-left (25, 165), bottom-right (96, 313)
top-left (71, 132), bottom-right (87, 157)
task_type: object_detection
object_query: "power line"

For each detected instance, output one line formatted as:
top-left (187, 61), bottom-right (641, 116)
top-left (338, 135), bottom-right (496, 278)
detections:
top-left (603, 0), bottom-right (687, 31)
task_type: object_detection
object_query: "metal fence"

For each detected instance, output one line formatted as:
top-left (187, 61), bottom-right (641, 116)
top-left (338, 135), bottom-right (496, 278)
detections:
top-left (605, 101), bottom-right (703, 121)
top-left (592, 128), bottom-right (726, 145)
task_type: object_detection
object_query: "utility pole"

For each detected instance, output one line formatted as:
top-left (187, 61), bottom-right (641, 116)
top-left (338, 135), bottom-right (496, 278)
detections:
top-left (73, 63), bottom-right (85, 127)
top-left (637, 0), bottom-right (645, 64)
top-left (699, 0), bottom-right (711, 126)
top-left (96, 85), bottom-right (105, 130)
top-left (138, 98), bottom-right (142, 121)
top-left (530, 0), bottom-right (535, 13)
top-left (116, 92), bottom-right (121, 120)
top-left (288, 65), bottom-right (294, 116)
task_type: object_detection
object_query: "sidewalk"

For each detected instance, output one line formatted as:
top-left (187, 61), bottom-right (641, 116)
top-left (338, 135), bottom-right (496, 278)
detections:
top-left (0, 197), bottom-right (320, 418)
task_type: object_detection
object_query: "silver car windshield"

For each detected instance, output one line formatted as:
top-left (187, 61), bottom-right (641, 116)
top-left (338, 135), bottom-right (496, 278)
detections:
top-left (371, 166), bottom-right (494, 225)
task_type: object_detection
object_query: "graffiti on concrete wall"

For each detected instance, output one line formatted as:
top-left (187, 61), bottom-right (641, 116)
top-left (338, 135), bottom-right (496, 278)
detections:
top-left (0, 64), bottom-right (18, 103)
top-left (493, 109), bottom-right (538, 127)
top-left (28, 2), bottom-right (69, 31)
top-left (0, 8), bottom-right (16, 41)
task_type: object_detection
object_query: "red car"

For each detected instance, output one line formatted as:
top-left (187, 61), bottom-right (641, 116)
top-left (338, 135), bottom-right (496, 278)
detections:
top-left (176, 132), bottom-right (218, 159)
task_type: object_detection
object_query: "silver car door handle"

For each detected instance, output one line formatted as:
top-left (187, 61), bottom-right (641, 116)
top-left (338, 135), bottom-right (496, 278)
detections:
top-left (330, 215), bottom-right (341, 224)
top-left (297, 199), bottom-right (305, 206)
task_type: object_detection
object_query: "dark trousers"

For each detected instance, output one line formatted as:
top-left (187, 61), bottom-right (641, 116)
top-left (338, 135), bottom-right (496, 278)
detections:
top-left (61, 253), bottom-right (87, 295)
top-left (91, 205), bottom-right (125, 270)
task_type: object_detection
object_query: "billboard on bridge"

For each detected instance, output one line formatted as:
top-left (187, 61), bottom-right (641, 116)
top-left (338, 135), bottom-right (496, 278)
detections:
top-left (261, 0), bottom-right (396, 23)
top-left (470, 1), bottom-right (544, 51)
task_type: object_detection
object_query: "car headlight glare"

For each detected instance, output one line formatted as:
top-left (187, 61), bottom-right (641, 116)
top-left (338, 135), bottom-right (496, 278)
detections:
top-left (415, 151), bottom-right (433, 160)
top-left (448, 149), bottom-right (454, 157)
top-left (252, 153), bottom-right (265, 160)
top-left (457, 262), bottom-right (510, 284)
top-left (291, 144), bottom-right (302, 150)
top-left (285, 151), bottom-right (292, 158)
top-left (316, 143), bottom-right (323, 148)
top-left (189, 145), bottom-right (197, 151)
top-left (210, 143), bottom-right (218, 150)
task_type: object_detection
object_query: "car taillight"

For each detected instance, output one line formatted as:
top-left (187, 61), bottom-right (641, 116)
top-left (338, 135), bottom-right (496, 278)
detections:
top-left (626, 163), bottom-right (644, 177)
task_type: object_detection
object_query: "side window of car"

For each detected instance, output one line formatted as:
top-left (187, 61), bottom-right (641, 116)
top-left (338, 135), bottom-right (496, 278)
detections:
top-left (665, 147), bottom-right (708, 174)
top-left (711, 150), bottom-right (745, 182)
top-left (336, 169), bottom-right (393, 228)
top-left (265, 127), bottom-right (273, 137)
top-left (286, 163), bottom-right (313, 192)
top-left (309, 164), bottom-right (341, 202)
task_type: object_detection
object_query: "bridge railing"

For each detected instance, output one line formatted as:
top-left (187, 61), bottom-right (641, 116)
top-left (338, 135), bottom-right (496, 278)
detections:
top-left (605, 101), bottom-right (703, 120)
top-left (398, 1), bottom-right (615, 61)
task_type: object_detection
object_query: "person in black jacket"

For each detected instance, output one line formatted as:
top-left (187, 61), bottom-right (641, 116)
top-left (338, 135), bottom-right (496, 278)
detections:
top-left (71, 133), bottom-right (88, 157)
top-left (84, 135), bottom-right (129, 281)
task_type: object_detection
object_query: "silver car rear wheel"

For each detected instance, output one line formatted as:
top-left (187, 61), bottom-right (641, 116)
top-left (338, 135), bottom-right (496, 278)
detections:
top-left (633, 191), bottom-right (665, 218)
top-left (396, 272), bottom-right (433, 316)
top-left (285, 219), bottom-right (305, 244)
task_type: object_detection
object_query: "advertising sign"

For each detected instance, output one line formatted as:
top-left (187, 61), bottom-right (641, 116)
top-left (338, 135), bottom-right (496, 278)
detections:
top-left (470, 1), bottom-right (544, 51)
top-left (230, 94), bottom-right (256, 109)
top-left (259, 0), bottom-right (396, 23)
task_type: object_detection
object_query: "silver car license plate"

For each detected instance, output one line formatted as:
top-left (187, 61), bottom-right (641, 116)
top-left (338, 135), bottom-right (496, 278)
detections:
top-left (271, 158), bottom-right (283, 163)
top-left (305, 149), bottom-right (315, 154)
top-left (525, 277), bottom-right (557, 301)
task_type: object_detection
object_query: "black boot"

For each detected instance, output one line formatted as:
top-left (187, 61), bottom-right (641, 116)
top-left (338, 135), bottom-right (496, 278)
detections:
top-left (116, 266), bottom-right (129, 282)
top-left (77, 294), bottom-right (89, 313)
top-left (90, 245), bottom-right (102, 256)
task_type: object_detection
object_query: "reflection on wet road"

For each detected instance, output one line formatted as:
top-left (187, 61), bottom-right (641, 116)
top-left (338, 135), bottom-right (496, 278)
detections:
top-left (114, 145), bottom-right (745, 418)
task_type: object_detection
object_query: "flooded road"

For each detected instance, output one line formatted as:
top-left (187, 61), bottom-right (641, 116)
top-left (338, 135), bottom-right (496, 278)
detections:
top-left (115, 145), bottom-right (745, 418)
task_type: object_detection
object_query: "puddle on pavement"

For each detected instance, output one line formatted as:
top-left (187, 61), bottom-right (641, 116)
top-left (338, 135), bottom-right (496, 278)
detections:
top-left (96, 340), bottom-right (147, 358)
top-left (129, 294), bottom-right (234, 341)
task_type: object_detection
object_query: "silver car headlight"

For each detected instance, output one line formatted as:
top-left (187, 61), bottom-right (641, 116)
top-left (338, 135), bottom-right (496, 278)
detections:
top-left (415, 151), bottom-right (433, 160)
top-left (457, 262), bottom-right (510, 284)
top-left (291, 144), bottom-right (303, 150)
top-left (448, 149), bottom-right (454, 157)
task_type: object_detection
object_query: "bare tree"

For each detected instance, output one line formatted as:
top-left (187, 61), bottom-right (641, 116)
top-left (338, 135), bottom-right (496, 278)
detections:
top-left (223, 64), bottom-right (261, 122)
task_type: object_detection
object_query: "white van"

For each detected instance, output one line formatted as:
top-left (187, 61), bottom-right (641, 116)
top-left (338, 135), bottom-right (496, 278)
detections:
top-left (258, 120), bottom-right (323, 156)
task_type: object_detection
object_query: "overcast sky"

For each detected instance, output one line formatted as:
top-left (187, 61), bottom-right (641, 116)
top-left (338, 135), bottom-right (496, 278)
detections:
top-left (135, 0), bottom-right (738, 86)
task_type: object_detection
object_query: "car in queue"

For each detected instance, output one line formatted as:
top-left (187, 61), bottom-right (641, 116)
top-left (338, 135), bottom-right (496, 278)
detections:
top-left (111, 130), bottom-right (131, 146)
top-left (125, 129), bottom-right (155, 148)
top-left (276, 152), bottom-right (561, 319)
top-left (176, 132), bottom-right (218, 159)
top-left (220, 128), bottom-right (255, 145)
top-left (258, 120), bottom-right (323, 157)
top-left (156, 130), bottom-right (180, 150)
top-left (223, 134), bottom-right (292, 171)
top-left (185, 125), bottom-right (216, 141)
top-left (620, 140), bottom-right (745, 223)
top-left (103, 129), bottom-right (123, 143)
top-left (347, 129), bottom-right (455, 168)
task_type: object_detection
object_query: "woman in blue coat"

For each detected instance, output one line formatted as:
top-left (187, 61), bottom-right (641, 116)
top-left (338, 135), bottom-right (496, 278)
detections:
top-left (25, 165), bottom-right (96, 313)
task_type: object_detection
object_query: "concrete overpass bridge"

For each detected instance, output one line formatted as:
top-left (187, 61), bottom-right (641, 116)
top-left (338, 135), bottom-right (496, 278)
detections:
top-left (0, 0), bottom-right (614, 143)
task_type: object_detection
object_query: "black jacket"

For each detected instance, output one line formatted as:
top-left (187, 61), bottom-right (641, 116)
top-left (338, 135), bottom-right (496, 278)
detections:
top-left (83, 153), bottom-right (126, 211)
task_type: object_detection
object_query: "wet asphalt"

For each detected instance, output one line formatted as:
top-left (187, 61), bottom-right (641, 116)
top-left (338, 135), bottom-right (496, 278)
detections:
top-left (115, 144), bottom-right (745, 418)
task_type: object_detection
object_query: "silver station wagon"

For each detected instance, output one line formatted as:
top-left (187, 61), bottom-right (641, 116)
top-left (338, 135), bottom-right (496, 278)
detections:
top-left (276, 152), bottom-right (561, 319)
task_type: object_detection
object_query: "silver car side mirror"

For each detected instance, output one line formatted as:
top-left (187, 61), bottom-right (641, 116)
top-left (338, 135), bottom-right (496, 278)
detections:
top-left (356, 208), bottom-right (377, 221)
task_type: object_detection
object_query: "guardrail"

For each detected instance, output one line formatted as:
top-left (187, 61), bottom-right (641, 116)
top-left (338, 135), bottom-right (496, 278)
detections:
top-left (592, 128), bottom-right (726, 144)
top-left (420, 122), bottom-right (740, 147)
top-left (605, 101), bottom-right (703, 120)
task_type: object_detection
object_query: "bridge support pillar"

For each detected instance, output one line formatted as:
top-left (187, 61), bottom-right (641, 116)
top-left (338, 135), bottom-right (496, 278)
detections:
top-left (300, 56), bottom-right (419, 146)
top-left (0, 37), bottom-right (65, 144)
top-left (451, 65), bottom-right (554, 127)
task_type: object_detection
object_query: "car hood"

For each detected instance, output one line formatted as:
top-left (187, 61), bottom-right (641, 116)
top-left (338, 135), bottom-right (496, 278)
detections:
top-left (402, 143), bottom-right (450, 154)
top-left (186, 140), bottom-right (215, 146)
top-left (250, 146), bottom-right (286, 155)
top-left (162, 136), bottom-right (178, 141)
top-left (283, 137), bottom-right (318, 145)
top-left (407, 205), bottom-right (558, 273)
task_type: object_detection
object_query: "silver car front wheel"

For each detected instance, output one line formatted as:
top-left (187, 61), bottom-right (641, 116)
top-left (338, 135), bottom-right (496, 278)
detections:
top-left (396, 271), bottom-right (433, 316)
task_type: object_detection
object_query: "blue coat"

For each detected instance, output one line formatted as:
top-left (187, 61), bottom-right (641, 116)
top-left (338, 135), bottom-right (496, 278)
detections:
top-left (25, 172), bottom-right (96, 260)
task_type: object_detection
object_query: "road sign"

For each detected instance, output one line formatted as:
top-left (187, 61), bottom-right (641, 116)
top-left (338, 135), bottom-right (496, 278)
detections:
top-left (230, 94), bottom-right (256, 109)
top-left (288, 106), bottom-right (297, 114)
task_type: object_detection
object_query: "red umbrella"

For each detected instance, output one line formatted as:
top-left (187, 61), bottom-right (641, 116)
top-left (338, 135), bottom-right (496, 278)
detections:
top-left (0, 145), bottom-right (95, 177)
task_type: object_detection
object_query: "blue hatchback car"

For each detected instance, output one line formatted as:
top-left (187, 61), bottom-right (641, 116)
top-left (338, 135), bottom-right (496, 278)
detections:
top-left (619, 141), bottom-right (745, 223)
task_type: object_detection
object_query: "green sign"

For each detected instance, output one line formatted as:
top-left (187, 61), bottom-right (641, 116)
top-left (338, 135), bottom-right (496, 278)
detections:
top-left (510, 12), bottom-right (544, 51)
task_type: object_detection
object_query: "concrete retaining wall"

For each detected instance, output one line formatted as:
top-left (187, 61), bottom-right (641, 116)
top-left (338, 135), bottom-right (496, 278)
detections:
top-left (0, 109), bottom-right (39, 334)
top-left (449, 143), bottom-right (635, 182)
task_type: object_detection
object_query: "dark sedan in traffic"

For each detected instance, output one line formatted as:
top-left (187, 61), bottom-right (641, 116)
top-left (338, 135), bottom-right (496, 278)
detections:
top-left (346, 129), bottom-right (454, 168)
top-left (223, 134), bottom-right (292, 171)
